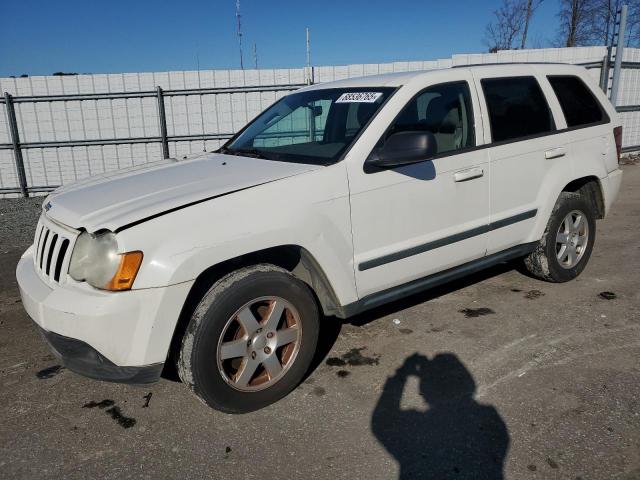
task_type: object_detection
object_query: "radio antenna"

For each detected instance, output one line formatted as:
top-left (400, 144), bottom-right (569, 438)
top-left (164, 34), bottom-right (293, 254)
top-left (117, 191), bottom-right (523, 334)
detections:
top-left (306, 27), bottom-right (312, 84)
top-left (253, 43), bottom-right (258, 69)
top-left (236, 0), bottom-right (244, 70)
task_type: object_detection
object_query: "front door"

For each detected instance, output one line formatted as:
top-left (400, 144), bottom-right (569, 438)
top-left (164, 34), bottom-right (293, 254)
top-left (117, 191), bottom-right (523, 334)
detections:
top-left (347, 76), bottom-right (491, 297)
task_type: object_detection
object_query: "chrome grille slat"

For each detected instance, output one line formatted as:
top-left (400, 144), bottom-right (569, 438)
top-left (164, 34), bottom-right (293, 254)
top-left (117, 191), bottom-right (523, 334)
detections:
top-left (54, 239), bottom-right (70, 282)
top-left (32, 215), bottom-right (79, 286)
top-left (39, 230), bottom-right (51, 269)
top-left (34, 223), bottom-right (44, 258)
top-left (46, 234), bottom-right (60, 277)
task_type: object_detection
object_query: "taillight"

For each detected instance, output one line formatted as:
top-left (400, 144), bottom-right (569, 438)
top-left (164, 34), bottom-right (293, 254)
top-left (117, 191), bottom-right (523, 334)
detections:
top-left (614, 126), bottom-right (623, 163)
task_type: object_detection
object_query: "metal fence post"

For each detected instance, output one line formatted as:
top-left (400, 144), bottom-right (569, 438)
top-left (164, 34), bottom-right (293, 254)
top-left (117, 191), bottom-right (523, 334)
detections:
top-left (4, 92), bottom-right (29, 197)
top-left (600, 53), bottom-right (610, 93)
top-left (156, 86), bottom-right (170, 159)
top-left (610, 4), bottom-right (628, 105)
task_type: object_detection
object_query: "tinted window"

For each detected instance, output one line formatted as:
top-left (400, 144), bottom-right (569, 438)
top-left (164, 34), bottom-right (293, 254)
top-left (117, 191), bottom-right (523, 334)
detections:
top-left (481, 77), bottom-right (555, 143)
top-left (382, 82), bottom-right (475, 156)
top-left (548, 75), bottom-right (607, 127)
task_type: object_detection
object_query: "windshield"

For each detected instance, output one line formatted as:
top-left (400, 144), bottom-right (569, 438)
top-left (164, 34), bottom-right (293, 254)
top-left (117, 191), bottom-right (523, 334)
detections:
top-left (222, 87), bottom-right (395, 165)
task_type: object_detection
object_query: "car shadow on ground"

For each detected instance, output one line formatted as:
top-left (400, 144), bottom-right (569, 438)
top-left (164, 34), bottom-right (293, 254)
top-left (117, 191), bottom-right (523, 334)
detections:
top-left (306, 260), bottom-right (521, 381)
top-left (371, 352), bottom-right (510, 479)
top-left (346, 260), bottom-right (518, 327)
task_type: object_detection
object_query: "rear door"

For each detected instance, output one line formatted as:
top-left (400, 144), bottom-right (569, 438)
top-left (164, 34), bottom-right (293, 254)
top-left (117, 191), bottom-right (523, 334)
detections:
top-left (473, 71), bottom-right (568, 255)
top-left (546, 74), bottom-right (615, 174)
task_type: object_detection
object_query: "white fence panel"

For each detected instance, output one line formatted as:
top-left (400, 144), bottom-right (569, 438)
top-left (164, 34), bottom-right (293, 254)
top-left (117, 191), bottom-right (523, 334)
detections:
top-left (1, 46), bottom-right (639, 196)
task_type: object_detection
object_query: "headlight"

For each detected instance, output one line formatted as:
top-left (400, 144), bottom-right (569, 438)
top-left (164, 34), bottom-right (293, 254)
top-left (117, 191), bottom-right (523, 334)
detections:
top-left (69, 231), bottom-right (143, 291)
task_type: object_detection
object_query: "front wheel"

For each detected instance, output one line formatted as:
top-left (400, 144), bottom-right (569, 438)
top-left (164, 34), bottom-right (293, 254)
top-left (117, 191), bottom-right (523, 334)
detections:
top-left (177, 264), bottom-right (319, 413)
top-left (523, 192), bottom-right (596, 282)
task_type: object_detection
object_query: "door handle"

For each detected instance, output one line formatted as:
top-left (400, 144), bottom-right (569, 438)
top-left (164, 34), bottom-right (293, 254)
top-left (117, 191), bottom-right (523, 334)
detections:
top-left (453, 168), bottom-right (484, 182)
top-left (545, 147), bottom-right (566, 159)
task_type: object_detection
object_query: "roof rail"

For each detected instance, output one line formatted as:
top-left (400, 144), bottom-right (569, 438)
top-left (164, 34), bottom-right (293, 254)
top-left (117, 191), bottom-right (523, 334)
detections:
top-left (452, 61), bottom-right (597, 68)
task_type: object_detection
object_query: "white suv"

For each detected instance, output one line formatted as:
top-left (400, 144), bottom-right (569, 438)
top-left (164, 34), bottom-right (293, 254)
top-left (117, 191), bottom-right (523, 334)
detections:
top-left (17, 64), bottom-right (623, 412)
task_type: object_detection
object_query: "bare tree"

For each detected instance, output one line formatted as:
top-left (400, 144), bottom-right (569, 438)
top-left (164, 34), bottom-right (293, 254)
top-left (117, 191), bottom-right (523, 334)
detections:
top-left (595, 0), bottom-right (640, 48)
top-left (557, 0), bottom-right (600, 46)
top-left (484, 0), bottom-right (526, 51)
top-left (594, 0), bottom-right (620, 45)
top-left (556, 0), bottom-right (640, 47)
top-left (484, 0), bottom-right (544, 52)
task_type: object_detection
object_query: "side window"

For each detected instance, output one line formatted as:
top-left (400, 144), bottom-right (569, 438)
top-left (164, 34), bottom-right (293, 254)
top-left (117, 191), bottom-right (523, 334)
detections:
top-left (481, 76), bottom-right (555, 143)
top-left (384, 81), bottom-right (476, 156)
top-left (547, 75), bottom-right (608, 127)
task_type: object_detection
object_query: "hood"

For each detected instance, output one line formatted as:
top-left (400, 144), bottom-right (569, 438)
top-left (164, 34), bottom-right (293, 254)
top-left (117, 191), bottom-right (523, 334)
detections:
top-left (44, 153), bottom-right (322, 232)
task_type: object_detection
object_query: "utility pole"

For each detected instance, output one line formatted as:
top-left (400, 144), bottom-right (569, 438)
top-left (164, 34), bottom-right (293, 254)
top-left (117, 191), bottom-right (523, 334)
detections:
top-left (521, 0), bottom-right (534, 49)
top-left (236, 0), bottom-right (244, 69)
top-left (610, 4), bottom-right (628, 104)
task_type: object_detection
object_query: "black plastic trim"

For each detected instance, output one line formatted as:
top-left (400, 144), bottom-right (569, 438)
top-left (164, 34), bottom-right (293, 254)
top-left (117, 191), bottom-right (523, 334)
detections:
top-left (36, 324), bottom-right (163, 384)
top-left (358, 209), bottom-right (537, 271)
top-left (338, 242), bottom-right (537, 318)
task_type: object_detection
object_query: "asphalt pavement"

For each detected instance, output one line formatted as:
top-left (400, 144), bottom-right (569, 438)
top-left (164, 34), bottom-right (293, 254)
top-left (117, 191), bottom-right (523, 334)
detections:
top-left (1, 166), bottom-right (639, 479)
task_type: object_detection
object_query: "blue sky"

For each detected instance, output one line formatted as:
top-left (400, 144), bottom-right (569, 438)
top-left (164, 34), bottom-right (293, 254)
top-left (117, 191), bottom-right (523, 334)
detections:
top-left (0, 0), bottom-right (561, 77)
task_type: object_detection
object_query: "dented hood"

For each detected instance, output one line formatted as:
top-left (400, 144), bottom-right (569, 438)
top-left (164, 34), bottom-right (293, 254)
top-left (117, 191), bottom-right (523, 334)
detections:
top-left (44, 153), bottom-right (322, 232)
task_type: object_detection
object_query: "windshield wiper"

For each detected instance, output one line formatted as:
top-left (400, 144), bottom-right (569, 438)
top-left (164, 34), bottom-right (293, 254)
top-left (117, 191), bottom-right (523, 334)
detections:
top-left (230, 148), bottom-right (274, 160)
top-left (218, 145), bottom-right (280, 161)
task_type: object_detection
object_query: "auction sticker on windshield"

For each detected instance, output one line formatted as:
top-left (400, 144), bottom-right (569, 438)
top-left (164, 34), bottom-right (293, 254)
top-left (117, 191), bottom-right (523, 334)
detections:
top-left (335, 92), bottom-right (383, 103)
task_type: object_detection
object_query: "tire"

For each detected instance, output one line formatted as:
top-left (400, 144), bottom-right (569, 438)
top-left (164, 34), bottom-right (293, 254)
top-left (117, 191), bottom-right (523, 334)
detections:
top-left (177, 264), bottom-right (319, 413)
top-left (523, 192), bottom-right (596, 282)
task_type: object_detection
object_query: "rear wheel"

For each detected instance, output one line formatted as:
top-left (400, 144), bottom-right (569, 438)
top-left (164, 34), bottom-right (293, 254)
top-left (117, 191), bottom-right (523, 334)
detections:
top-left (177, 264), bottom-right (319, 413)
top-left (523, 192), bottom-right (596, 282)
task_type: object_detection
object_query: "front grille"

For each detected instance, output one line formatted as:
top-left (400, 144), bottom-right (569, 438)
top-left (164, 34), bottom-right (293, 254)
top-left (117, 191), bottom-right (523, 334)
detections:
top-left (33, 216), bottom-right (77, 284)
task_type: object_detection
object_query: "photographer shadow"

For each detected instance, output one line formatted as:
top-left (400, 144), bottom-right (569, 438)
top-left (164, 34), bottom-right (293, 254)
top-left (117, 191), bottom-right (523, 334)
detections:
top-left (371, 353), bottom-right (509, 480)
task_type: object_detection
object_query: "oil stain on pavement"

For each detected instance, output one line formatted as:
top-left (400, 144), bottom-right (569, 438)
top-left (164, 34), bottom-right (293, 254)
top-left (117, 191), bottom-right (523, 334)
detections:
top-left (83, 399), bottom-right (136, 429)
top-left (326, 347), bottom-right (380, 367)
top-left (458, 307), bottom-right (495, 318)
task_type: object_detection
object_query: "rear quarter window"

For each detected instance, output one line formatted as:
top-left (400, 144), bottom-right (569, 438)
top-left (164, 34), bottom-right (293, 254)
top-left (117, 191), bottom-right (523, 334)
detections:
top-left (547, 75), bottom-right (609, 128)
top-left (481, 76), bottom-right (555, 143)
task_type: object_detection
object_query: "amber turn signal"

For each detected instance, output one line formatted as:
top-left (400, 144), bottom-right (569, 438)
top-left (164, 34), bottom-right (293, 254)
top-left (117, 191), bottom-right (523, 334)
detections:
top-left (105, 251), bottom-right (143, 291)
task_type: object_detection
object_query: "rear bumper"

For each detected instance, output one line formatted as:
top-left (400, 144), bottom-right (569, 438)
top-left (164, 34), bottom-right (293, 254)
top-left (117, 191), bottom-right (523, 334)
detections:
top-left (37, 324), bottom-right (163, 384)
top-left (602, 168), bottom-right (623, 216)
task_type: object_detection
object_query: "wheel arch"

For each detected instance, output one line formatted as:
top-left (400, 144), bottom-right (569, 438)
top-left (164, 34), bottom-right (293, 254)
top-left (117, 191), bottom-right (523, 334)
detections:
top-left (165, 245), bottom-right (341, 367)
top-left (562, 176), bottom-right (605, 219)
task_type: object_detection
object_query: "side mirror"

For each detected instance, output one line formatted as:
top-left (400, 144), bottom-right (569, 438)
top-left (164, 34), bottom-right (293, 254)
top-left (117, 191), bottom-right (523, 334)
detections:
top-left (367, 131), bottom-right (437, 169)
